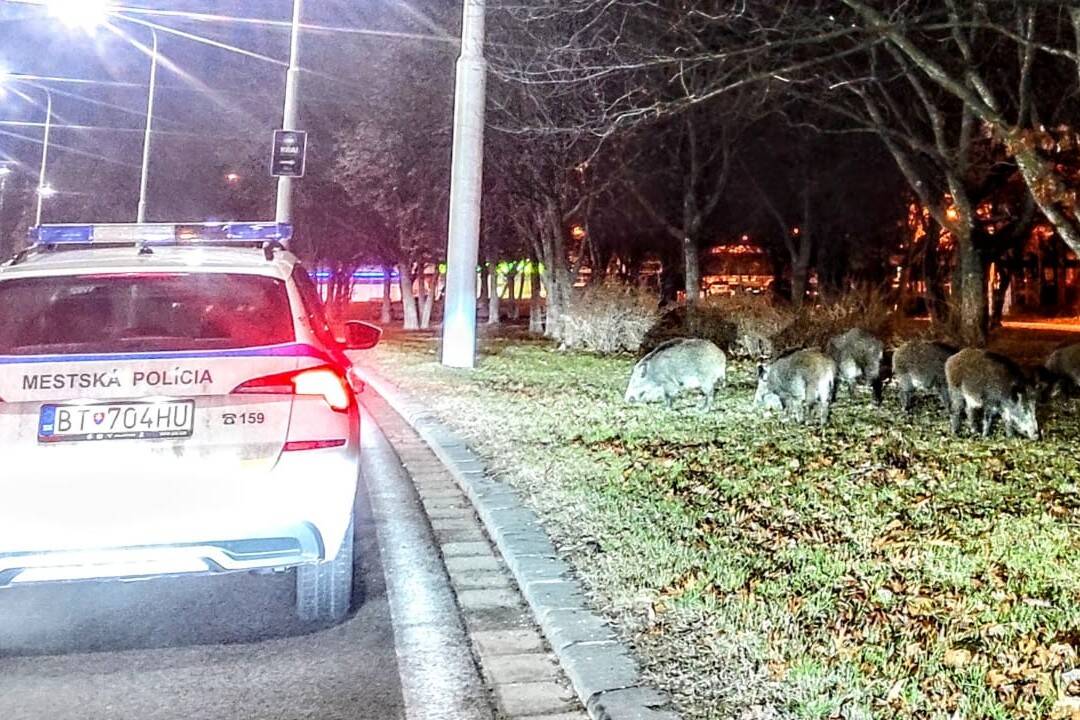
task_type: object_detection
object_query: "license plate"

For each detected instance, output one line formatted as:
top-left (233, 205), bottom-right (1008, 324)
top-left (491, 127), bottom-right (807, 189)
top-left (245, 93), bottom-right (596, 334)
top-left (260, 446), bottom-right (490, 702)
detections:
top-left (38, 400), bottom-right (196, 443)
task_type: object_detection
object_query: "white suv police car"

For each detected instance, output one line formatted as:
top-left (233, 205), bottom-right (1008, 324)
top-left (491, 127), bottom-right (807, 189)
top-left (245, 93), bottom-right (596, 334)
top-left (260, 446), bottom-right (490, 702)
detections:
top-left (0, 222), bottom-right (379, 624)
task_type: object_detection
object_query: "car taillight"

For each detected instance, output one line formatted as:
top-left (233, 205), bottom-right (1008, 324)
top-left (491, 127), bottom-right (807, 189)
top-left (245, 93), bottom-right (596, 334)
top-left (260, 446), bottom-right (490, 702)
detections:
top-left (232, 365), bottom-right (352, 412)
top-left (283, 439), bottom-right (347, 452)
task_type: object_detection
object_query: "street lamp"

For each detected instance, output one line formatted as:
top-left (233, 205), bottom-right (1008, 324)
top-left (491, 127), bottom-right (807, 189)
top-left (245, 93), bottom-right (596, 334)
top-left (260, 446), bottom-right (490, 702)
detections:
top-left (0, 163), bottom-right (12, 258)
top-left (274, 0), bottom-right (303, 225)
top-left (47, 0), bottom-right (112, 31)
top-left (0, 68), bottom-right (55, 226)
top-left (136, 27), bottom-right (159, 223)
top-left (44, 0), bottom-right (158, 222)
top-left (440, 0), bottom-right (487, 369)
top-left (34, 88), bottom-right (53, 226)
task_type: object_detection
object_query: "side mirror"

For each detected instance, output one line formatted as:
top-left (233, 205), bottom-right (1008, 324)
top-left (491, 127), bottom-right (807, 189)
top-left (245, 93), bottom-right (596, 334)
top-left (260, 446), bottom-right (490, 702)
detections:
top-left (343, 321), bottom-right (382, 350)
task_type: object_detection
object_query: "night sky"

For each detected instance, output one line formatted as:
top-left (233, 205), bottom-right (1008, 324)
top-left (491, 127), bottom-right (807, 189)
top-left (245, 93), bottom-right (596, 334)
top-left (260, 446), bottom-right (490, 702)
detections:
top-left (0, 0), bottom-right (456, 223)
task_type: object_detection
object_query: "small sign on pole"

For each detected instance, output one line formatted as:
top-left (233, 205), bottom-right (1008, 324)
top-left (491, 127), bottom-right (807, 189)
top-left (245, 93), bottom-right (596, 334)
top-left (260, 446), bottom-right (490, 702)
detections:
top-left (271, 130), bottom-right (308, 178)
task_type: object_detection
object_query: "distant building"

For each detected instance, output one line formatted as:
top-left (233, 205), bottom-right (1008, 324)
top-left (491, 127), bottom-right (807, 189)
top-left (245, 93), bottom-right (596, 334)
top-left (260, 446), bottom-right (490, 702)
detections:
top-left (700, 242), bottom-right (774, 296)
top-left (1000, 225), bottom-right (1080, 314)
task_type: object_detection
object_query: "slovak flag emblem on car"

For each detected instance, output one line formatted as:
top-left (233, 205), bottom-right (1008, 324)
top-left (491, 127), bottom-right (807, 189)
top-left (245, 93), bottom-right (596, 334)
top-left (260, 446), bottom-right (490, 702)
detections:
top-left (94, 413), bottom-right (106, 425)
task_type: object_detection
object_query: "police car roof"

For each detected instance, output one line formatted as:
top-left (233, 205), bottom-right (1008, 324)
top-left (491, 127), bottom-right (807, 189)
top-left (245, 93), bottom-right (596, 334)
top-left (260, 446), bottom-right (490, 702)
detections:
top-left (0, 244), bottom-right (299, 281)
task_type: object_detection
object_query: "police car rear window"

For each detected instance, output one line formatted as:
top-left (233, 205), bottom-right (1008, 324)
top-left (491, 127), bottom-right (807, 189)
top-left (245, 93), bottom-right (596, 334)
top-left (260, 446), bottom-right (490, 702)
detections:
top-left (0, 273), bottom-right (295, 355)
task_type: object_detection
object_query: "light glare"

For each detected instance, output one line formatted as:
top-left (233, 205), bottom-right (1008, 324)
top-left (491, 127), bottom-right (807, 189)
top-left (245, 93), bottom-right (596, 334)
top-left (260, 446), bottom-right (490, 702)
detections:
top-left (47, 0), bottom-right (112, 31)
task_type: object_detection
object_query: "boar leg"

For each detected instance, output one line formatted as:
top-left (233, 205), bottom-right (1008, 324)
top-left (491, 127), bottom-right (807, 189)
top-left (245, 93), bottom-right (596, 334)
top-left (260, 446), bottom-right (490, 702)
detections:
top-left (981, 410), bottom-right (996, 437)
top-left (966, 404), bottom-right (982, 435)
top-left (949, 394), bottom-right (965, 435)
top-left (817, 399), bottom-right (831, 426)
top-left (699, 383), bottom-right (715, 412)
top-left (899, 378), bottom-right (915, 413)
top-left (937, 384), bottom-right (951, 411)
top-left (871, 378), bottom-right (884, 406)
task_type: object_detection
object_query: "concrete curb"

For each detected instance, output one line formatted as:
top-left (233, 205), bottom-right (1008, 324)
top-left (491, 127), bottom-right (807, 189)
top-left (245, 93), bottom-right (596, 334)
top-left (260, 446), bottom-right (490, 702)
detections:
top-left (355, 367), bottom-right (680, 720)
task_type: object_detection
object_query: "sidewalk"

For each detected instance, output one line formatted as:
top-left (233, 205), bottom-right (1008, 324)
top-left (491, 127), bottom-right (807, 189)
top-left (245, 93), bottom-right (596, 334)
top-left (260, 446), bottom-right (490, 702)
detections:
top-left (357, 367), bottom-right (679, 720)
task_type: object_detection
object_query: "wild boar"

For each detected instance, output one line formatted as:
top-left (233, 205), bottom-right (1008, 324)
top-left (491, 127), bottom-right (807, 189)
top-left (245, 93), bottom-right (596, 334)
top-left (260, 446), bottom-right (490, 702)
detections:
top-left (826, 328), bottom-right (886, 404)
top-left (1045, 343), bottom-right (1080, 395)
top-left (891, 340), bottom-right (957, 412)
top-left (945, 348), bottom-right (1039, 439)
top-left (754, 348), bottom-right (837, 426)
top-left (624, 338), bottom-right (727, 410)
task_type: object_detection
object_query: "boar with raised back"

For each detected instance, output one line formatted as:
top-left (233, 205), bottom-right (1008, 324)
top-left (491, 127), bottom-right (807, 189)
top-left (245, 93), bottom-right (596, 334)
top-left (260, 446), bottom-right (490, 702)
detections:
top-left (945, 348), bottom-right (1039, 439)
top-left (1045, 343), bottom-right (1080, 395)
top-left (891, 340), bottom-right (957, 412)
top-left (754, 348), bottom-right (837, 426)
top-left (826, 328), bottom-right (886, 404)
top-left (624, 338), bottom-right (727, 410)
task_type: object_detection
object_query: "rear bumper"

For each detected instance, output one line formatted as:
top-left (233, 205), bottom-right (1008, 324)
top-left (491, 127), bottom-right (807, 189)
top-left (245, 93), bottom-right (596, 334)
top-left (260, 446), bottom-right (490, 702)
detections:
top-left (0, 524), bottom-right (324, 587)
top-left (0, 438), bottom-right (360, 587)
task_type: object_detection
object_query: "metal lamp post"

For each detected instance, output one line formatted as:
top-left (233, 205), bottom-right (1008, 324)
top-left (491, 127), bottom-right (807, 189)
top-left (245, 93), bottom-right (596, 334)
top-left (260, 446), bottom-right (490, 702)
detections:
top-left (440, 0), bottom-right (487, 369)
top-left (37, 0), bottom-right (158, 221)
top-left (0, 164), bottom-right (11, 257)
top-left (136, 27), bottom-right (158, 223)
top-left (274, 0), bottom-right (303, 224)
top-left (0, 79), bottom-right (55, 226)
top-left (34, 87), bottom-right (53, 226)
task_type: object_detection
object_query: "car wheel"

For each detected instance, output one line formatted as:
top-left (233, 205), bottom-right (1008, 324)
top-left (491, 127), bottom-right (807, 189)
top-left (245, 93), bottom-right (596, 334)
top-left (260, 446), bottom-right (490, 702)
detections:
top-left (296, 516), bottom-right (354, 623)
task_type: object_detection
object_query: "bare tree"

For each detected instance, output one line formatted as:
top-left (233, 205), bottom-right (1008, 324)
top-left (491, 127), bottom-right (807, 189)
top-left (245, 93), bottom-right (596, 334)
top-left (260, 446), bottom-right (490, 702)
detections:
top-left (837, 1), bottom-right (1080, 259)
top-left (624, 105), bottom-right (747, 308)
top-left (489, 0), bottom-right (1080, 342)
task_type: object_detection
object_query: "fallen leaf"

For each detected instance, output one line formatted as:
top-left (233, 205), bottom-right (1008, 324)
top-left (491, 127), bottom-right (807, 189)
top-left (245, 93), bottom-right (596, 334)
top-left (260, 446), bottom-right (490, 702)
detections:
top-left (944, 648), bottom-right (973, 668)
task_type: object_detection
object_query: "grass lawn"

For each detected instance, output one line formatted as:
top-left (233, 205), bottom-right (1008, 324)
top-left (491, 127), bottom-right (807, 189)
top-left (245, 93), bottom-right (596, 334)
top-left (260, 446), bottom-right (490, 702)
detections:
top-left (359, 330), bottom-right (1080, 720)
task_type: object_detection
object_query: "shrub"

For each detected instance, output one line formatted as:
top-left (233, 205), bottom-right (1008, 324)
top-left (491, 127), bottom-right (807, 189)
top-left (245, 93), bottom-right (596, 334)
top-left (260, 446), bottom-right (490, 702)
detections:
top-left (559, 283), bottom-right (660, 354)
top-left (641, 304), bottom-right (736, 356)
top-left (703, 294), bottom-right (793, 358)
top-left (773, 286), bottom-right (898, 351)
top-left (642, 294), bottom-right (792, 359)
top-left (642, 287), bottom-right (909, 359)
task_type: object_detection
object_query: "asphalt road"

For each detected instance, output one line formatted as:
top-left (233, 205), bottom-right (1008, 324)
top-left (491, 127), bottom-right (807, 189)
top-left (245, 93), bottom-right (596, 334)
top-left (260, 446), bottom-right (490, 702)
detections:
top-left (0, 409), bottom-right (487, 720)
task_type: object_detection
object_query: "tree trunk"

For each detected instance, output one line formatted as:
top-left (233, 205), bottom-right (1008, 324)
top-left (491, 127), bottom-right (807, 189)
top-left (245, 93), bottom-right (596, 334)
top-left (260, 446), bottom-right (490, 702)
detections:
top-left (478, 263), bottom-right (490, 303)
top-left (416, 264), bottom-right (430, 328)
top-left (528, 267), bottom-right (544, 334)
top-left (923, 225), bottom-right (949, 324)
top-left (380, 266), bottom-right (393, 325)
top-left (505, 269), bottom-right (519, 321)
top-left (399, 263), bottom-right (420, 331)
top-left (990, 263), bottom-right (1012, 328)
top-left (790, 228), bottom-right (814, 309)
top-left (683, 236), bottom-right (701, 307)
top-left (791, 263), bottom-right (810, 309)
top-left (345, 266), bottom-right (357, 312)
top-left (955, 235), bottom-right (988, 346)
top-left (420, 268), bottom-right (439, 330)
top-left (487, 262), bottom-right (501, 326)
top-left (538, 209), bottom-right (572, 340)
top-left (1012, 140), bottom-right (1080, 259)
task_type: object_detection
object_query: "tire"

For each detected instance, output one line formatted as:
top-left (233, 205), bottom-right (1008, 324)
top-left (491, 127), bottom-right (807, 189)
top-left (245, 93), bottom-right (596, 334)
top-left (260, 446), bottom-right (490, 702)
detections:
top-left (296, 517), bottom-right (354, 623)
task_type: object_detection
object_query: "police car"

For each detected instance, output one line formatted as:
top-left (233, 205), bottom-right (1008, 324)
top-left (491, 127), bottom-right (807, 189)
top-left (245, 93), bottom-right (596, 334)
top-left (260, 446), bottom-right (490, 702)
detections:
top-left (0, 222), bottom-right (379, 624)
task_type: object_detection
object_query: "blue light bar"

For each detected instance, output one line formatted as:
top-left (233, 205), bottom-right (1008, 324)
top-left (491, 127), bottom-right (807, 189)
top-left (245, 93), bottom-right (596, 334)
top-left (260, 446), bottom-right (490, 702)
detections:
top-left (29, 222), bottom-right (293, 248)
top-left (312, 268), bottom-right (400, 281)
top-left (34, 225), bottom-right (94, 245)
